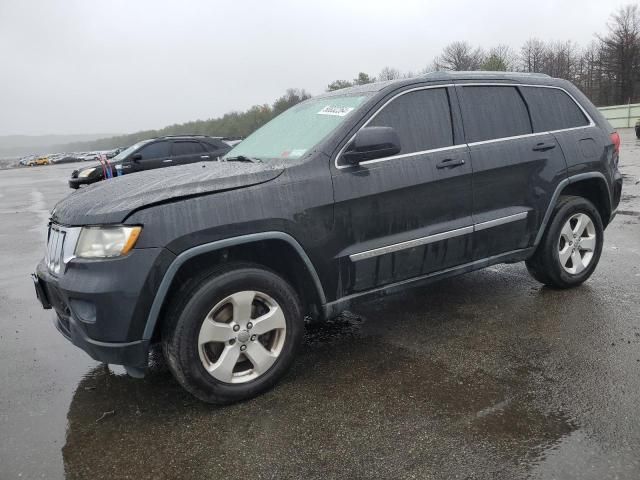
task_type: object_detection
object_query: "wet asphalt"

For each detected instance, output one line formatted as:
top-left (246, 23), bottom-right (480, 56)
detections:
top-left (1, 131), bottom-right (639, 480)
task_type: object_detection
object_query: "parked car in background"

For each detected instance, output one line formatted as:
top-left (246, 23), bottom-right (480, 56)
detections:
top-left (27, 155), bottom-right (50, 166)
top-left (68, 135), bottom-right (237, 188)
top-left (635, 119), bottom-right (640, 139)
top-left (34, 72), bottom-right (622, 404)
top-left (106, 148), bottom-right (123, 159)
top-left (53, 154), bottom-right (82, 164)
top-left (19, 155), bottom-right (37, 166)
top-left (77, 152), bottom-right (99, 162)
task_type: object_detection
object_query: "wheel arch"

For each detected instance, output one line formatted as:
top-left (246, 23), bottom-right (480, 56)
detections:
top-left (534, 172), bottom-right (612, 247)
top-left (142, 232), bottom-right (326, 342)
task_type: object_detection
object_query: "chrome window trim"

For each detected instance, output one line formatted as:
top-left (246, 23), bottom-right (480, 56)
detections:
top-left (349, 211), bottom-right (528, 262)
top-left (335, 83), bottom-right (595, 170)
top-left (335, 84), bottom-right (457, 170)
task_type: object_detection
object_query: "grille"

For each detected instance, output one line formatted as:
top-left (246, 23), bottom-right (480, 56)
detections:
top-left (45, 225), bottom-right (67, 274)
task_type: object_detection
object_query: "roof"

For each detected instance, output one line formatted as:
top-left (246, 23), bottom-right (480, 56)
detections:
top-left (318, 71), bottom-right (559, 98)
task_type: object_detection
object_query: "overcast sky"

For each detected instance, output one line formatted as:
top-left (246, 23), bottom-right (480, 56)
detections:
top-left (0, 0), bottom-right (623, 136)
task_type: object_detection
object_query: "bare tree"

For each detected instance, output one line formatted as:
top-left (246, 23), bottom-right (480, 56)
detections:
top-left (520, 38), bottom-right (547, 72)
top-left (377, 67), bottom-right (402, 81)
top-left (598, 4), bottom-right (640, 104)
top-left (433, 41), bottom-right (485, 71)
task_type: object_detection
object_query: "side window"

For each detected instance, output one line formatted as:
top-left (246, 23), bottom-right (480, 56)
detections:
top-left (520, 87), bottom-right (590, 132)
top-left (203, 140), bottom-right (227, 151)
top-left (367, 88), bottom-right (454, 155)
top-left (171, 141), bottom-right (206, 156)
top-left (136, 141), bottom-right (169, 160)
top-left (461, 86), bottom-right (532, 143)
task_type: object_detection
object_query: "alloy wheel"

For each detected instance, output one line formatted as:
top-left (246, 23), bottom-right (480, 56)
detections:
top-left (197, 290), bottom-right (287, 383)
top-left (557, 212), bottom-right (597, 275)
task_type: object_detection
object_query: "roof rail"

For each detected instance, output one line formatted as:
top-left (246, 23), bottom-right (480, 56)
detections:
top-left (421, 70), bottom-right (551, 78)
top-left (156, 134), bottom-right (211, 138)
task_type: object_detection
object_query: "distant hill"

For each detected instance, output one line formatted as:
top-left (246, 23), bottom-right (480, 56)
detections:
top-left (0, 134), bottom-right (117, 158)
top-left (0, 88), bottom-right (311, 160)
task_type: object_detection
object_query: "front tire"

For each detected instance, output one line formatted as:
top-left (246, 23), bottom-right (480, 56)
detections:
top-left (162, 263), bottom-right (303, 404)
top-left (526, 195), bottom-right (604, 289)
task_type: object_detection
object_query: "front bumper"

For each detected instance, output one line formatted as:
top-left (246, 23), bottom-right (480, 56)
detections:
top-left (33, 247), bottom-right (175, 368)
top-left (68, 176), bottom-right (95, 189)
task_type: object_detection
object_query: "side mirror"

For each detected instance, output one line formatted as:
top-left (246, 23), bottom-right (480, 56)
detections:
top-left (130, 153), bottom-right (142, 162)
top-left (342, 126), bottom-right (401, 165)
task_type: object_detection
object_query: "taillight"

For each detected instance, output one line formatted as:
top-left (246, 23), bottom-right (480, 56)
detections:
top-left (611, 131), bottom-right (621, 155)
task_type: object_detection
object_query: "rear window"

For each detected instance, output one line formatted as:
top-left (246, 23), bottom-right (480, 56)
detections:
top-left (520, 86), bottom-right (590, 132)
top-left (203, 139), bottom-right (228, 151)
top-left (137, 141), bottom-right (170, 160)
top-left (461, 86), bottom-right (532, 143)
top-left (171, 141), bottom-right (206, 156)
top-left (368, 88), bottom-right (454, 154)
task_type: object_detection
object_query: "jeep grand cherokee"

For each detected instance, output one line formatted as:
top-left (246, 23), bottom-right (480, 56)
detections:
top-left (33, 72), bottom-right (622, 404)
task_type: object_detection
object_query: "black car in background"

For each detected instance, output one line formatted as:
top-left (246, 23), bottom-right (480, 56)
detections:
top-left (68, 135), bottom-right (238, 189)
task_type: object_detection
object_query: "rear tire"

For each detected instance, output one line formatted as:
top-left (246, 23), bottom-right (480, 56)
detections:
top-left (525, 195), bottom-right (603, 289)
top-left (161, 263), bottom-right (303, 404)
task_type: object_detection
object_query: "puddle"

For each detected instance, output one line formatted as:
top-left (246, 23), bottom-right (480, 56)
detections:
top-left (530, 429), bottom-right (639, 479)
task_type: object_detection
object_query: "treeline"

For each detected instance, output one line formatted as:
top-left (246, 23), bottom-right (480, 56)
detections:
top-left (59, 4), bottom-right (637, 153)
top-left (59, 88), bottom-right (311, 152)
top-left (327, 5), bottom-right (640, 107)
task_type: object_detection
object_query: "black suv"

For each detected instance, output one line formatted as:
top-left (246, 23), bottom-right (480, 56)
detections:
top-left (33, 72), bottom-right (622, 404)
top-left (68, 135), bottom-right (236, 188)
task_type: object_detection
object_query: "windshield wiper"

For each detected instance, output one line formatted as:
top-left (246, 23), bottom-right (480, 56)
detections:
top-left (223, 155), bottom-right (262, 163)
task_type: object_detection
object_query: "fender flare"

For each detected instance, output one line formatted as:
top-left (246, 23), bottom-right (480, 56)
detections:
top-left (533, 172), bottom-right (611, 247)
top-left (141, 231), bottom-right (326, 340)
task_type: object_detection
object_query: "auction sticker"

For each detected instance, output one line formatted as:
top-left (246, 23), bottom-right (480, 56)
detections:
top-left (317, 106), bottom-right (354, 117)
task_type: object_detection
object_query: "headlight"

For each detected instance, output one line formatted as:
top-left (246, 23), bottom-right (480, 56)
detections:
top-left (75, 226), bottom-right (142, 258)
top-left (78, 167), bottom-right (96, 178)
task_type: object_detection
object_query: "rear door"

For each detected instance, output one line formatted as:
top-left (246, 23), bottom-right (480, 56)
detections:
top-left (170, 140), bottom-right (210, 166)
top-left (456, 84), bottom-right (568, 259)
top-left (331, 86), bottom-right (474, 296)
top-left (518, 86), bottom-right (597, 176)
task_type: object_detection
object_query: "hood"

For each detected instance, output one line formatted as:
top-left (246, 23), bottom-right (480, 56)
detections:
top-left (52, 161), bottom-right (284, 225)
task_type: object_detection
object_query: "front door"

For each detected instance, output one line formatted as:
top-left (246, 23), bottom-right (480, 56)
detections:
top-left (128, 140), bottom-right (171, 173)
top-left (331, 86), bottom-right (474, 297)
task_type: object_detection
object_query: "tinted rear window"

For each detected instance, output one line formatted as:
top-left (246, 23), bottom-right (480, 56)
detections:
top-left (461, 86), bottom-right (532, 143)
top-left (172, 141), bottom-right (206, 156)
top-left (368, 88), bottom-right (454, 154)
top-left (520, 86), bottom-right (589, 132)
top-left (203, 139), bottom-right (227, 151)
top-left (137, 141), bottom-right (169, 160)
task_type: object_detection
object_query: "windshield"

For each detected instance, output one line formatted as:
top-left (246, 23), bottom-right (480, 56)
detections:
top-left (223, 94), bottom-right (369, 161)
top-left (111, 140), bottom-right (152, 162)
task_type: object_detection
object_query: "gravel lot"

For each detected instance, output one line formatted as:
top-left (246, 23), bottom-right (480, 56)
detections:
top-left (1, 130), bottom-right (639, 480)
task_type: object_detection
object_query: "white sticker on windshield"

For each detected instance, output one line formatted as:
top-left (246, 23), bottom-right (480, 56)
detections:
top-left (290, 149), bottom-right (307, 158)
top-left (317, 106), bottom-right (354, 117)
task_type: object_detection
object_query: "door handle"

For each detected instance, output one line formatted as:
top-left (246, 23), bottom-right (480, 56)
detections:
top-left (436, 158), bottom-right (465, 169)
top-left (163, 159), bottom-right (173, 163)
top-left (532, 142), bottom-right (556, 152)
